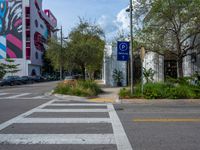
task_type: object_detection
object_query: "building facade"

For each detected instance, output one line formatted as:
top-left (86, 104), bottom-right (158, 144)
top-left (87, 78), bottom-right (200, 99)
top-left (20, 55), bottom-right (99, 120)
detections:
top-left (143, 51), bottom-right (164, 82)
top-left (0, 0), bottom-right (57, 76)
top-left (102, 44), bottom-right (127, 87)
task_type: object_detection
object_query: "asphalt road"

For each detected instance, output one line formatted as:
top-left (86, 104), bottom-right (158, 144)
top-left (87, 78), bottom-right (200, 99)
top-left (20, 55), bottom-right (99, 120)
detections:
top-left (0, 82), bottom-right (200, 150)
top-left (115, 104), bottom-right (200, 150)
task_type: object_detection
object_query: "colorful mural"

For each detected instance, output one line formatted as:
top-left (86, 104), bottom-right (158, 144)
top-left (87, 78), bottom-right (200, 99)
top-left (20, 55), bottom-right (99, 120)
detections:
top-left (0, 0), bottom-right (22, 59)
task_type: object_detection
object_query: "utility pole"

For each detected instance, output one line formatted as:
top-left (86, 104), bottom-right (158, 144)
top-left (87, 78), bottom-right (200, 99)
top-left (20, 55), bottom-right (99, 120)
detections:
top-left (129, 0), bottom-right (134, 94)
top-left (60, 25), bottom-right (63, 80)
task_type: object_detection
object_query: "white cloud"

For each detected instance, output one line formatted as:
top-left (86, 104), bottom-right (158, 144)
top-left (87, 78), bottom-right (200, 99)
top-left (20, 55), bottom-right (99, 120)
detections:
top-left (97, 7), bottom-right (130, 41)
top-left (114, 7), bottom-right (129, 32)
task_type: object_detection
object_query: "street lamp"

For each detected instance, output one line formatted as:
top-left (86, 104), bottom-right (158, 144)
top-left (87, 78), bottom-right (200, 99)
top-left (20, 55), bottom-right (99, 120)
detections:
top-left (126, 0), bottom-right (134, 94)
top-left (52, 26), bottom-right (68, 80)
top-left (140, 47), bottom-right (145, 95)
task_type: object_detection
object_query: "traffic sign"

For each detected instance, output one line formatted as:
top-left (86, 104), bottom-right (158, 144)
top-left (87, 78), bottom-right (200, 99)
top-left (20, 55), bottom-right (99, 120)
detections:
top-left (117, 41), bottom-right (130, 61)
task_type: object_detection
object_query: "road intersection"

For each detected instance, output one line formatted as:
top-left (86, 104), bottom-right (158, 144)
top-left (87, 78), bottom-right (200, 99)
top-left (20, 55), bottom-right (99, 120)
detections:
top-left (0, 82), bottom-right (200, 150)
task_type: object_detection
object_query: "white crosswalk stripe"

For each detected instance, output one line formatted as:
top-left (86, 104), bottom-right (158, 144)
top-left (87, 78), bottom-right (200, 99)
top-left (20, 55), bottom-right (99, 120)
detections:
top-left (0, 93), bottom-right (9, 96)
top-left (6, 93), bottom-right (31, 99)
top-left (0, 99), bottom-right (132, 150)
top-left (36, 108), bottom-right (109, 112)
top-left (0, 92), bottom-right (48, 99)
top-left (0, 134), bottom-right (116, 145)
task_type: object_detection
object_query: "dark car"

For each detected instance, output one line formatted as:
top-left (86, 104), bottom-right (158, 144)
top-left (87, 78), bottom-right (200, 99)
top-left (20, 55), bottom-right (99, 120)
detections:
top-left (31, 76), bottom-right (46, 82)
top-left (0, 76), bottom-right (23, 86)
top-left (20, 76), bottom-right (34, 84)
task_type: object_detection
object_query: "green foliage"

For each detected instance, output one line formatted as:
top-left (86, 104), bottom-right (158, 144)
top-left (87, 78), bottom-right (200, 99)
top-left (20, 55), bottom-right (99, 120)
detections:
top-left (119, 88), bottom-right (132, 99)
top-left (46, 38), bottom-right (67, 71)
top-left (134, 0), bottom-right (200, 77)
top-left (143, 83), bottom-right (168, 99)
top-left (112, 69), bottom-right (124, 85)
top-left (143, 68), bottom-right (155, 83)
top-left (4, 59), bottom-right (20, 75)
top-left (67, 19), bottom-right (105, 79)
top-left (46, 19), bottom-right (105, 79)
top-left (0, 63), bottom-right (6, 79)
top-left (54, 80), bottom-right (102, 97)
top-left (119, 81), bottom-right (200, 99)
top-left (0, 59), bottom-right (20, 77)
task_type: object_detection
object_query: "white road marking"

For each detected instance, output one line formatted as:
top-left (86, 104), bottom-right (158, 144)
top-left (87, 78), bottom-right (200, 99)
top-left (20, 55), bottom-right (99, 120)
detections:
top-left (0, 134), bottom-right (115, 144)
top-left (0, 93), bottom-right (8, 96)
top-left (32, 96), bottom-right (46, 99)
top-left (16, 118), bottom-right (111, 123)
top-left (6, 93), bottom-right (31, 99)
top-left (49, 103), bottom-right (107, 106)
top-left (0, 100), bottom-right (131, 149)
top-left (0, 99), bottom-right (56, 131)
top-left (35, 109), bottom-right (108, 113)
top-left (107, 103), bottom-right (133, 150)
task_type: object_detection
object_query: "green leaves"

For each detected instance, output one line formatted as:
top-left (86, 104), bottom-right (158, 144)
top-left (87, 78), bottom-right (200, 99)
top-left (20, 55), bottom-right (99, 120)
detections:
top-left (134, 0), bottom-right (200, 77)
top-left (67, 20), bottom-right (105, 79)
top-left (46, 19), bottom-right (105, 79)
top-left (112, 69), bottom-right (124, 83)
top-left (0, 59), bottom-right (20, 79)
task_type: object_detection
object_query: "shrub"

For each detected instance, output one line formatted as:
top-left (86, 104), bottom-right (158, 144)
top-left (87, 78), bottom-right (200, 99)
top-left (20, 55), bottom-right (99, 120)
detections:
top-left (54, 80), bottom-right (102, 97)
top-left (119, 82), bottom-right (200, 99)
top-left (119, 88), bottom-right (132, 99)
top-left (167, 85), bottom-right (196, 99)
top-left (143, 83), bottom-right (168, 99)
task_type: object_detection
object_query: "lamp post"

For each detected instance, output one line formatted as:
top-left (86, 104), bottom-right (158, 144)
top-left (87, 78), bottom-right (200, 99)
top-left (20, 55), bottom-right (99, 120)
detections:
top-left (53, 26), bottom-right (68, 80)
top-left (126, 0), bottom-right (134, 94)
top-left (140, 47), bottom-right (145, 95)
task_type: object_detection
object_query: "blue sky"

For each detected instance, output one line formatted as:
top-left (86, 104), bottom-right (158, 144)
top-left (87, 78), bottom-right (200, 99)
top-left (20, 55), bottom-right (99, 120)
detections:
top-left (43, 0), bottom-right (129, 41)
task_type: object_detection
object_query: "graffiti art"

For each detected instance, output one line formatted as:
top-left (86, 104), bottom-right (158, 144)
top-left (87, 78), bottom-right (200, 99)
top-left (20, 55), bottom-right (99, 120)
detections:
top-left (0, 0), bottom-right (22, 59)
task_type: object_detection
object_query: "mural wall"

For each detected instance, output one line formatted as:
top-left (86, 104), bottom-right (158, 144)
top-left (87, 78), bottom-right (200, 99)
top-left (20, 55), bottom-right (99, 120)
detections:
top-left (30, 0), bottom-right (51, 66)
top-left (0, 0), bottom-right (22, 59)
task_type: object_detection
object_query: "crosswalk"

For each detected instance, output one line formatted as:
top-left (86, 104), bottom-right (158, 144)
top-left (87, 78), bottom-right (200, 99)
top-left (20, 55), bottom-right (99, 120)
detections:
top-left (0, 92), bottom-right (48, 99)
top-left (0, 99), bottom-right (133, 150)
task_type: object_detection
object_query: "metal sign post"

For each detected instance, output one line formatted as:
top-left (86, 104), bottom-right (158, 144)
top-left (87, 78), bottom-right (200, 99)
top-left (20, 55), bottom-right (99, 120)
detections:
top-left (140, 47), bottom-right (145, 95)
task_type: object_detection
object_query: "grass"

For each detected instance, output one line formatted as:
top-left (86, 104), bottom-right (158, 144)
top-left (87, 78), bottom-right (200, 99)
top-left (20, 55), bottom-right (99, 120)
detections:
top-left (54, 80), bottom-right (102, 97)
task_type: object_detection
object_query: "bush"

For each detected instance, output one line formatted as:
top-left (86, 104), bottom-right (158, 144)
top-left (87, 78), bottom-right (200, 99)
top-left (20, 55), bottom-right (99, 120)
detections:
top-left (54, 80), bottom-right (102, 97)
top-left (119, 88), bottom-right (132, 99)
top-left (119, 82), bottom-right (200, 99)
top-left (143, 83), bottom-right (169, 99)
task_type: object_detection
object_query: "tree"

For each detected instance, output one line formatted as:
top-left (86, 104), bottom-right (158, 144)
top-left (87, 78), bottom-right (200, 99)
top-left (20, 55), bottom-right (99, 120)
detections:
top-left (46, 38), bottom-right (72, 74)
top-left (0, 63), bottom-right (6, 79)
top-left (134, 0), bottom-right (200, 77)
top-left (4, 59), bottom-right (20, 75)
top-left (66, 19), bottom-right (105, 79)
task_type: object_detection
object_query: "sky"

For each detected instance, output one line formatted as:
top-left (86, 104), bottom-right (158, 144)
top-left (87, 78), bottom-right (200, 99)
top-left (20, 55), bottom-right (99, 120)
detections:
top-left (43, 0), bottom-right (130, 41)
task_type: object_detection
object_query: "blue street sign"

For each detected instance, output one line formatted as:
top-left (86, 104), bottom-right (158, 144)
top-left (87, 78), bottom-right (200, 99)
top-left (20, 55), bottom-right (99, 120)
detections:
top-left (117, 41), bottom-right (130, 61)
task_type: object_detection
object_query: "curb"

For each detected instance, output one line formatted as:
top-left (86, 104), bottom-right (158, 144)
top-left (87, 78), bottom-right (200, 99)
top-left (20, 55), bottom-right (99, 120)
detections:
top-left (53, 93), bottom-right (120, 103)
top-left (44, 90), bottom-right (54, 97)
top-left (119, 99), bottom-right (200, 105)
top-left (54, 94), bottom-right (88, 102)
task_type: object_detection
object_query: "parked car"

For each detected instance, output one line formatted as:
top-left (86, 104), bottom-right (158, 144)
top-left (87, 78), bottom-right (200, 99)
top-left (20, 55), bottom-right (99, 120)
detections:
top-left (0, 76), bottom-right (23, 86)
top-left (20, 76), bottom-right (34, 84)
top-left (31, 76), bottom-right (46, 82)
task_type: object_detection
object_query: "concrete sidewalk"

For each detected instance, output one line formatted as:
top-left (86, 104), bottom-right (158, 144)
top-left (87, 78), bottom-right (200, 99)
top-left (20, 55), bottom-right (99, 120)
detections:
top-left (90, 87), bottom-right (121, 103)
top-left (88, 81), bottom-right (121, 103)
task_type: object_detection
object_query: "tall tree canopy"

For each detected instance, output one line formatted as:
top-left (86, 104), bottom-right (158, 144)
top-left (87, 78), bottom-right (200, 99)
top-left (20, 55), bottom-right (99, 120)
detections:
top-left (67, 20), bottom-right (105, 79)
top-left (134, 0), bottom-right (200, 77)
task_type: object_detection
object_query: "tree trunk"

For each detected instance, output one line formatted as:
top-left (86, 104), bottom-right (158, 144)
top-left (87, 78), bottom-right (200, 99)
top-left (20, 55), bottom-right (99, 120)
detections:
top-left (177, 59), bottom-right (183, 78)
top-left (81, 65), bottom-right (86, 80)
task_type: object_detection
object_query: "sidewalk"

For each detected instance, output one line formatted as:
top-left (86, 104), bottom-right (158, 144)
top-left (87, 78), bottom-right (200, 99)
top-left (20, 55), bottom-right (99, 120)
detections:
top-left (91, 81), bottom-right (200, 104)
top-left (54, 80), bottom-right (200, 104)
top-left (88, 81), bottom-right (121, 103)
